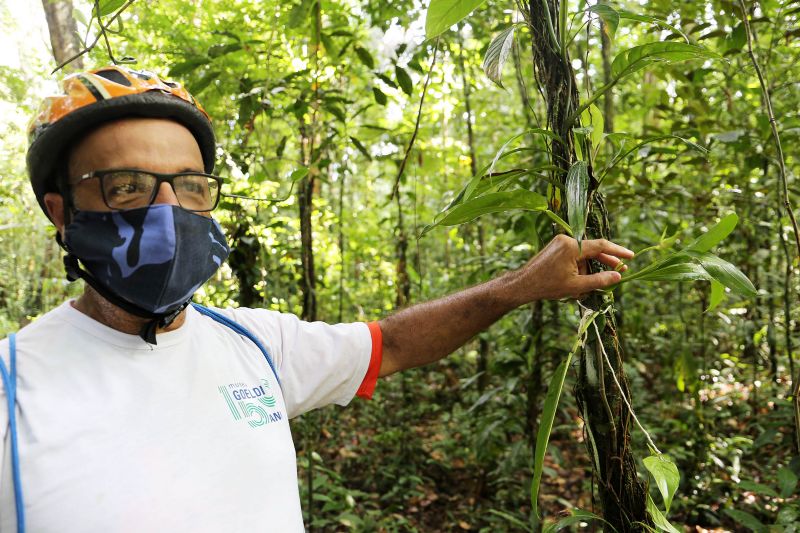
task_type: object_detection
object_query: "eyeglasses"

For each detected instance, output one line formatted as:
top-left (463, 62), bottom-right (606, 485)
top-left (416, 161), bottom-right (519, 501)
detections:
top-left (73, 169), bottom-right (224, 212)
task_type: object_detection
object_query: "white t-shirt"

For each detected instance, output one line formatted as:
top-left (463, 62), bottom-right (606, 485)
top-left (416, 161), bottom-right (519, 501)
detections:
top-left (0, 301), bottom-right (376, 532)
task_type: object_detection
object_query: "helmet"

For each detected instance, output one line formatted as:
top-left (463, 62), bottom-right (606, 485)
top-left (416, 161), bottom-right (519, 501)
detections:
top-left (26, 65), bottom-right (216, 220)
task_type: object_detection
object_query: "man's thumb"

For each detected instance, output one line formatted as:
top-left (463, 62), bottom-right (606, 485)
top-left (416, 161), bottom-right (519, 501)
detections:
top-left (580, 270), bottom-right (622, 291)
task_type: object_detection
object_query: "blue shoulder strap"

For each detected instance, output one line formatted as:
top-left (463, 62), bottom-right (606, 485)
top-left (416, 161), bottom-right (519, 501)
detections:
top-left (191, 304), bottom-right (281, 387)
top-left (1, 333), bottom-right (25, 533)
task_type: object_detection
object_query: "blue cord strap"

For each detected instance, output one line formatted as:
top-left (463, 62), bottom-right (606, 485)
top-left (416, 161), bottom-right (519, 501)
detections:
top-left (1, 333), bottom-right (25, 532)
top-left (191, 304), bottom-right (281, 388)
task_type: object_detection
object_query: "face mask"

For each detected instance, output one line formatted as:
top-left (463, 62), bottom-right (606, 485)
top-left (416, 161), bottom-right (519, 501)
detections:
top-left (64, 204), bottom-right (230, 315)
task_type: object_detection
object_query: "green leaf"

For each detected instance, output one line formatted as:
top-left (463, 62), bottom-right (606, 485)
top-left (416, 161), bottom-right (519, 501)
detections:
top-left (290, 167), bottom-right (310, 182)
top-left (687, 213), bottom-right (739, 252)
top-left (727, 23), bottom-right (747, 51)
top-left (646, 495), bottom-right (681, 533)
top-left (320, 33), bottom-right (338, 58)
top-left (611, 42), bottom-right (719, 80)
top-left (169, 56), bottom-right (211, 77)
top-left (287, 0), bottom-right (314, 29)
top-left (738, 480), bottom-right (779, 498)
top-left (685, 251), bottom-right (758, 297)
top-left (486, 509), bottom-right (530, 530)
top-left (722, 509), bottom-right (767, 533)
top-left (437, 190), bottom-right (547, 227)
top-left (543, 509), bottom-right (608, 533)
top-left (635, 262), bottom-right (710, 282)
top-left (208, 43), bottom-right (243, 58)
top-left (375, 73), bottom-right (398, 89)
top-left (532, 357), bottom-right (571, 520)
top-left (97, 0), bottom-right (127, 16)
top-left (617, 11), bottom-right (689, 42)
top-left (482, 25), bottom-right (516, 88)
top-left (72, 8), bottom-right (88, 27)
top-left (372, 87), bottom-right (387, 106)
top-left (707, 280), bottom-right (726, 312)
top-left (395, 66), bottom-right (414, 96)
top-left (354, 46), bottom-right (375, 69)
top-left (643, 454), bottom-right (680, 512)
top-left (487, 129), bottom-right (561, 178)
top-left (349, 136), bottom-right (372, 160)
top-left (778, 467), bottom-right (798, 498)
top-left (588, 104), bottom-right (604, 151)
top-left (425, 0), bottom-right (488, 38)
top-left (532, 311), bottom-right (599, 520)
top-left (566, 161), bottom-right (589, 246)
top-left (587, 4), bottom-right (620, 39)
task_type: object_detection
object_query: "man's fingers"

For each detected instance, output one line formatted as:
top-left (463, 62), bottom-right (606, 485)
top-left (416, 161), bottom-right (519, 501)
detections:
top-left (577, 270), bottom-right (622, 293)
top-left (596, 253), bottom-right (627, 271)
top-left (578, 239), bottom-right (634, 261)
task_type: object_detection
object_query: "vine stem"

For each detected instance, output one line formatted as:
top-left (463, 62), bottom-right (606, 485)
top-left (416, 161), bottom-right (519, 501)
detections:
top-left (51, 0), bottom-right (137, 74)
top-left (389, 39), bottom-right (440, 201)
top-left (738, 0), bottom-right (800, 453)
top-left (592, 320), bottom-right (661, 456)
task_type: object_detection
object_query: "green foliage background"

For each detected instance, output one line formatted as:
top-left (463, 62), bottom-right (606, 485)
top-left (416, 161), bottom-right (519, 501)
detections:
top-left (1, 0), bottom-right (799, 530)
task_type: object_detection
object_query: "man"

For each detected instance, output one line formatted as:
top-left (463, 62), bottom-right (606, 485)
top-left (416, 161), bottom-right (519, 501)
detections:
top-left (1, 66), bottom-right (633, 531)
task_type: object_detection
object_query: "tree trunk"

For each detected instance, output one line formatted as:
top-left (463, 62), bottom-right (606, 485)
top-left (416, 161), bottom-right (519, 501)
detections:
top-left (525, 1), bottom-right (649, 529)
top-left (42, 0), bottom-right (83, 71)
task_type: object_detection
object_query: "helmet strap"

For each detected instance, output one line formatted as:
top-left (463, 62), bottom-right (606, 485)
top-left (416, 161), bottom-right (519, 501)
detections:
top-left (54, 232), bottom-right (189, 344)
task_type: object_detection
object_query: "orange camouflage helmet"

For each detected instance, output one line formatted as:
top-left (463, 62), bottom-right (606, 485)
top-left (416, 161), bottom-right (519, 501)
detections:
top-left (27, 65), bottom-right (215, 220)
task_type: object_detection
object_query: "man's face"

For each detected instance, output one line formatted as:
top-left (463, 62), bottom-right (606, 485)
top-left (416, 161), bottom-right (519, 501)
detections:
top-left (44, 117), bottom-right (206, 230)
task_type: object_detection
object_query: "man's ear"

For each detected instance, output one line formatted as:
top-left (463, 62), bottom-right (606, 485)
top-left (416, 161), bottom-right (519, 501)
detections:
top-left (44, 192), bottom-right (66, 237)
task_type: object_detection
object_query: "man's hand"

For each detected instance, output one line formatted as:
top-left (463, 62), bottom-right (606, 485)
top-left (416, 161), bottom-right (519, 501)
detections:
top-left (378, 235), bottom-right (634, 376)
top-left (512, 234), bottom-right (635, 302)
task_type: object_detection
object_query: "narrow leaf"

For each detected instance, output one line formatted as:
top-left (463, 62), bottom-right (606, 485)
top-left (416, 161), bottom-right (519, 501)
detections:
top-left (169, 56), bottom-right (211, 77)
top-left (349, 137), bottom-right (372, 160)
top-left (532, 357), bottom-right (571, 520)
top-left (617, 11), bottom-right (689, 42)
top-left (635, 262), bottom-right (711, 282)
top-left (543, 509), bottom-right (608, 533)
top-left (738, 480), bottom-right (779, 499)
top-left (707, 279), bottom-right (726, 312)
top-left (532, 311), bottom-right (599, 519)
top-left (372, 87), bottom-right (387, 105)
top-left (395, 65), bottom-right (414, 96)
top-left (566, 161), bottom-right (589, 246)
top-left (482, 25), bottom-right (516, 88)
top-left (685, 251), bottom-right (757, 297)
top-left (588, 104), bottom-right (604, 151)
top-left (487, 129), bottom-right (561, 177)
top-left (646, 495), bottom-right (681, 533)
top-left (777, 467), bottom-right (798, 498)
top-left (376, 73), bottom-right (398, 89)
top-left (687, 213), bottom-right (739, 252)
top-left (425, 0), bottom-right (488, 38)
top-left (643, 454), bottom-right (680, 512)
top-left (437, 190), bottom-right (548, 227)
top-left (611, 42), bottom-right (719, 80)
top-left (722, 509), bottom-right (767, 533)
top-left (354, 46), bottom-right (375, 69)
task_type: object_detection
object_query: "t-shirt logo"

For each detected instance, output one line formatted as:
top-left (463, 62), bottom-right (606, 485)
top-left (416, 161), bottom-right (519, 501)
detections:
top-left (218, 379), bottom-right (283, 428)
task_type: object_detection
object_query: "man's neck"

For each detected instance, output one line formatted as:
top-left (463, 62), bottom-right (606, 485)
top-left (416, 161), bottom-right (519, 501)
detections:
top-left (72, 286), bottom-right (187, 336)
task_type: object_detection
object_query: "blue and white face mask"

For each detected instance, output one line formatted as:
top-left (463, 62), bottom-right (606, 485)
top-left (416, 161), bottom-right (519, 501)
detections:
top-left (64, 204), bottom-right (230, 315)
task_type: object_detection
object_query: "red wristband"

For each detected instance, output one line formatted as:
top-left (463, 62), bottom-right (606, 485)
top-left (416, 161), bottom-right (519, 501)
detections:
top-left (356, 321), bottom-right (382, 399)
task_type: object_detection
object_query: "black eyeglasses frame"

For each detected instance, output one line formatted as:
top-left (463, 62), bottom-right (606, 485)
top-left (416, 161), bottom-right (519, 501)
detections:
top-left (71, 168), bottom-right (225, 212)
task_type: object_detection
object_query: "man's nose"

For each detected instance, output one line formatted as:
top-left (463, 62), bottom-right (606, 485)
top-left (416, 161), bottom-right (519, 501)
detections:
top-left (152, 181), bottom-right (180, 206)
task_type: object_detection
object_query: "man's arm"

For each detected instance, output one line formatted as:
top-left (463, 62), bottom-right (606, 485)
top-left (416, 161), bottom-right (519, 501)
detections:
top-left (377, 235), bottom-right (634, 377)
